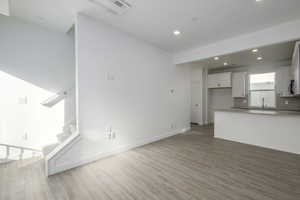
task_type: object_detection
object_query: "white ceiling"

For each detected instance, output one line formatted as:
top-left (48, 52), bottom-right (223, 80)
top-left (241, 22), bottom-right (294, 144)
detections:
top-left (193, 40), bottom-right (296, 69)
top-left (9, 0), bottom-right (300, 52)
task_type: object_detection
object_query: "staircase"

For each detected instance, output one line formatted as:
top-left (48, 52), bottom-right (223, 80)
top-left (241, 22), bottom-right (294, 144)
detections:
top-left (44, 120), bottom-right (80, 176)
top-left (42, 120), bottom-right (76, 156)
top-left (0, 143), bottom-right (41, 164)
top-left (0, 121), bottom-right (76, 164)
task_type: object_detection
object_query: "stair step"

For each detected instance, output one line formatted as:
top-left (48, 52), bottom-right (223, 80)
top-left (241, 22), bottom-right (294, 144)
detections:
top-left (57, 132), bottom-right (72, 143)
top-left (42, 143), bottom-right (59, 156)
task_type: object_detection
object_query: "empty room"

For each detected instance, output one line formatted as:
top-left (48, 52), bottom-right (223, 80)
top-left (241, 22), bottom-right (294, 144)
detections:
top-left (1, 0), bottom-right (300, 199)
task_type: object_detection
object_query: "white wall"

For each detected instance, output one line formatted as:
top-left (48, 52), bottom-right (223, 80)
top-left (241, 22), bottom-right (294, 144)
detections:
top-left (48, 14), bottom-right (191, 175)
top-left (64, 88), bottom-right (76, 124)
top-left (174, 19), bottom-right (300, 64)
top-left (0, 15), bottom-right (75, 92)
top-left (0, 15), bottom-right (76, 124)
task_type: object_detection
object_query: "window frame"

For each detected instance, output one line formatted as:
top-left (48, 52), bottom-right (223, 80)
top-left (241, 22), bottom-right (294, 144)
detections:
top-left (248, 72), bottom-right (277, 109)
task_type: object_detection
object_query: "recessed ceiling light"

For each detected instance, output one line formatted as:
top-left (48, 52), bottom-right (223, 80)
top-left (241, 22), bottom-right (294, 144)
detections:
top-left (173, 30), bottom-right (181, 36)
top-left (256, 0), bottom-right (262, 2)
top-left (224, 62), bottom-right (228, 66)
top-left (252, 49), bottom-right (258, 53)
top-left (214, 57), bottom-right (219, 61)
top-left (257, 56), bottom-right (263, 60)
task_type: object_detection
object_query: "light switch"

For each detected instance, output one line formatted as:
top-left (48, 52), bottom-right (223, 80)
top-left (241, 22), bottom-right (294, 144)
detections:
top-left (106, 73), bottom-right (115, 81)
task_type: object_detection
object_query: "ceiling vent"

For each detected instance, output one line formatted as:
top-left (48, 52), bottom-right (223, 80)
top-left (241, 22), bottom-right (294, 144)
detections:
top-left (89, 0), bottom-right (132, 15)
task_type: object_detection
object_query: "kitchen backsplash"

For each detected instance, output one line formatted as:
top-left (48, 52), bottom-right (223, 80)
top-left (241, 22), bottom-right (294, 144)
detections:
top-left (233, 98), bottom-right (248, 108)
top-left (276, 96), bottom-right (300, 110)
top-left (233, 95), bottom-right (300, 111)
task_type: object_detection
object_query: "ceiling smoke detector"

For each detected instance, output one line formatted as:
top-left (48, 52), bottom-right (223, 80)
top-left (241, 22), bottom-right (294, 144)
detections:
top-left (89, 0), bottom-right (132, 15)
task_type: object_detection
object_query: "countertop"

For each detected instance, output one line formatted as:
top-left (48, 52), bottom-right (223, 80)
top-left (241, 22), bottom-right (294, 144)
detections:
top-left (215, 108), bottom-right (300, 116)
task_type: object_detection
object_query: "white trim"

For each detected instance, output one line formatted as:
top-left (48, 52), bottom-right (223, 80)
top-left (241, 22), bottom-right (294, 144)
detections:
top-left (204, 69), bottom-right (208, 124)
top-left (45, 131), bottom-right (80, 176)
top-left (45, 132), bottom-right (80, 161)
top-left (181, 126), bottom-right (191, 133)
top-left (75, 15), bottom-right (80, 133)
top-left (48, 127), bottom-right (190, 176)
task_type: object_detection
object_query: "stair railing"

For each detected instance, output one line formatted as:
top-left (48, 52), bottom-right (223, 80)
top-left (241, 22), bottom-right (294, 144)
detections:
top-left (0, 143), bottom-right (41, 160)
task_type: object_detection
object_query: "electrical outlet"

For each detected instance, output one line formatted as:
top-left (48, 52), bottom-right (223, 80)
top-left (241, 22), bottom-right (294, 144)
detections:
top-left (106, 125), bottom-right (112, 140)
top-left (285, 100), bottom-right (289, 105)
top-left (106, 73), bottom-right (115, 81)
top-left (107, 132), bottom-right (112, 140)
top-left (105, 126), bottom-right (112, 133)
top-left (243, 99), bottom-right (247, 103)
top-left (171, 123), bottom-right (177, 130)
top-left (23, 133), bottom-right (28, 140)
top-left (112, 132), bottom-right (116, 139)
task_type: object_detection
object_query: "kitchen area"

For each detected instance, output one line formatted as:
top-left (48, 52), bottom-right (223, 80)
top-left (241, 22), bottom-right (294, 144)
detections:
top-left (190, 40), bottom-right (300, 154)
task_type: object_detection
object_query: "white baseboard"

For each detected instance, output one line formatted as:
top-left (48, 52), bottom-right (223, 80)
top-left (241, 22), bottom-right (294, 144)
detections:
top-left (181, 126), bottom-right (191, 133)
top-left (48, 127), bottom-right (190, 176)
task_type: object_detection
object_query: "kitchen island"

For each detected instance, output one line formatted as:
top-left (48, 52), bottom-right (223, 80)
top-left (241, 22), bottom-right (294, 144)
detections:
top-left (214, 109), bottom-right (300, 154)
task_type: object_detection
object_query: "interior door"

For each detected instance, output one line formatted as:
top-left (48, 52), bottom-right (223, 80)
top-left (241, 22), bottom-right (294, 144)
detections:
top-left (191, 82), bottom-right (202, 124)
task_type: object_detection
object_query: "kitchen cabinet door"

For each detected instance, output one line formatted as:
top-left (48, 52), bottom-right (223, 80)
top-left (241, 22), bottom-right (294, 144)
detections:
top-left (208, 72), bottom-right (231, 88)
top-left (207, 74), bottom-right (219, 88)
top-left (218, 72), bottom-right (232, 87)
top-left (232, 72), bottom-right (247, 98)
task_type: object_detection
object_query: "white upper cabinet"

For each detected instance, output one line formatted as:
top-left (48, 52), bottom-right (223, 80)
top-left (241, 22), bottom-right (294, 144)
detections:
top-left (207, 74), bottom-right (219, 88)
top-left (207, 72), bottom-right (232, 88)
top-left (232, 72), bottom-right (247, 98)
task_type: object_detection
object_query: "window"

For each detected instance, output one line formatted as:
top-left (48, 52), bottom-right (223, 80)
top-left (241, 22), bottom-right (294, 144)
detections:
top-left (249, 72), bottom-right (276, 108)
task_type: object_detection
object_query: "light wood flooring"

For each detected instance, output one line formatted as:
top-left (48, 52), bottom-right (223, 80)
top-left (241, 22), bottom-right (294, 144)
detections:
top-left (1, 124), bottom-right (300, 200)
